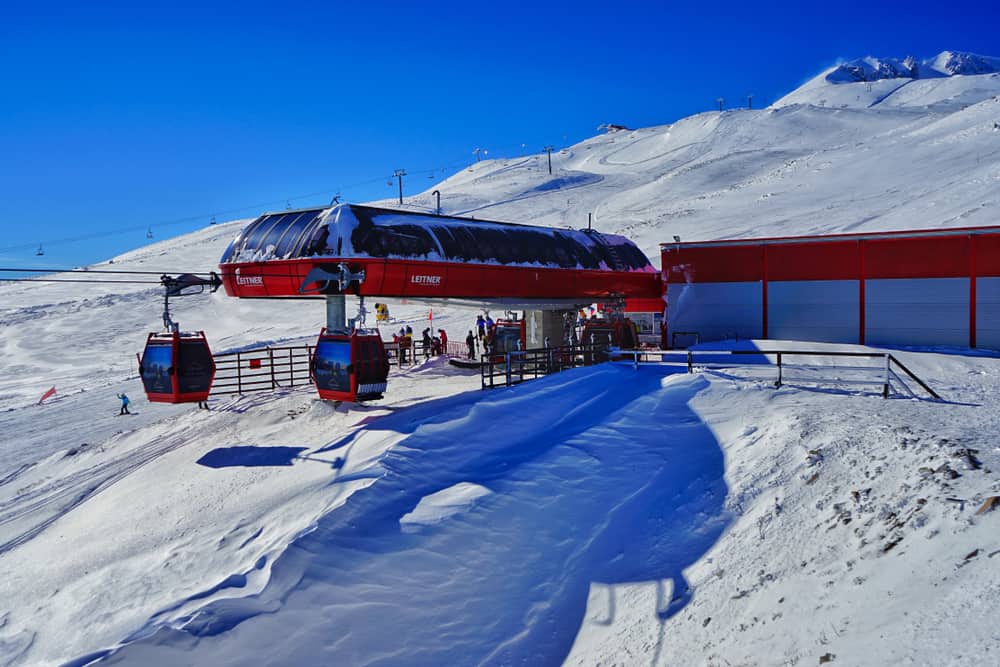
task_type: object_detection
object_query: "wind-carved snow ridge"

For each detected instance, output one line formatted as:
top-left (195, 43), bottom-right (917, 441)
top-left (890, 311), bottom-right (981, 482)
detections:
top-left (92, 367), bottom-right (731, 666)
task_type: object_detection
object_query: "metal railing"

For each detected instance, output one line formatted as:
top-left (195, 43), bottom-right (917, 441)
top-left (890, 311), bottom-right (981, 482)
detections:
top-left (611, 348), bottom-right (941, 400)
top-left (211, 344), bottom-right (314, 396)
top-left (210, 341), bottom-right (941, 402)
top-left (736, 349), bottom-right (940, 399)
top-left (480, 344), bottom-right (623, 389)
top-left (384, 339), bottom-right (463, 366)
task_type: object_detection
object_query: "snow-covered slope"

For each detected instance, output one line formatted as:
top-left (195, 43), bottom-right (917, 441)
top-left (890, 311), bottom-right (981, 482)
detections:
top-left (368, 65), bottom-right (1000, 257)
top-left (2, 54), bottom-right (1000, 667)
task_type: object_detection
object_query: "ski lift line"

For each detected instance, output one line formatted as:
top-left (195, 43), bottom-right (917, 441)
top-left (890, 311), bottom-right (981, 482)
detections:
top-left (0, 277), bottom-right (163, 285)
top-left (0, 267), bottom-right (221, 276)
top-left (0, 145), bottom-right (566, 255)
top-left (0, 173), bottom-right (415, 255)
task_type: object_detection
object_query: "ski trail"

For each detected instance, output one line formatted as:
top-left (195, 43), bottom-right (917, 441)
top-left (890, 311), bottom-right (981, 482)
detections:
top-left (0, 429), bottom-right (196, 555)
top-left (868, 79), bottom-right (914, 108)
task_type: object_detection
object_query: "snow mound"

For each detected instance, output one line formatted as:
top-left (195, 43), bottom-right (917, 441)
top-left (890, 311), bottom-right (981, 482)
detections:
top-left (400, 482), bottom-right (493, 527)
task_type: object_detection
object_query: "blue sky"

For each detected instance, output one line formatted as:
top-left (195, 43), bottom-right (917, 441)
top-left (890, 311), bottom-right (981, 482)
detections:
top-left (2, 0), bottom-right (997, 270)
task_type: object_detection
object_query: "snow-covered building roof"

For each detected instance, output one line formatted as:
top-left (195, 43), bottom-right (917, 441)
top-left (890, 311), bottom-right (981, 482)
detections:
top-left (221, 204), bottom-right (655, 273)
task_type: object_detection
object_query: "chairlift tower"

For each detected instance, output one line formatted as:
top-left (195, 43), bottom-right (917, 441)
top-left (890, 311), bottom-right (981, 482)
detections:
top-left (543, 146), bottom-right (554, 175)
top-left (393, 169), bottom-right (406, 205)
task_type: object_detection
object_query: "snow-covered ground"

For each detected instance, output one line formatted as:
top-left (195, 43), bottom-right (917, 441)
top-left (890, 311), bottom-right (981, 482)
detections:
top-left (2, 54), bottom-right (1000, 666)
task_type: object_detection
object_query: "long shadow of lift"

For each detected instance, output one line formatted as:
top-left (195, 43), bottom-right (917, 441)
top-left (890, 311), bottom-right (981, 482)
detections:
top-left (95, 364), bottom-right (731, 667)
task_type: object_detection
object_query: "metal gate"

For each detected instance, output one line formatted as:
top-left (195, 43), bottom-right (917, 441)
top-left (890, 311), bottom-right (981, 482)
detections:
top-left (211, 345), bottom-right (314, 396)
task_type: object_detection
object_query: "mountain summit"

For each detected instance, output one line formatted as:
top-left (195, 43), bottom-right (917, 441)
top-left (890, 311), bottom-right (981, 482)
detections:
top-left (773, 50), bottom-right (1000, 109)
top-left (826, 51), bottom-right (1000, 83)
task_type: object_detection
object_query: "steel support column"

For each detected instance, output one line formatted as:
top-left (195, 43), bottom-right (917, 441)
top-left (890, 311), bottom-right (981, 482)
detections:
top-left (326, 294), bottom-right (347, 331)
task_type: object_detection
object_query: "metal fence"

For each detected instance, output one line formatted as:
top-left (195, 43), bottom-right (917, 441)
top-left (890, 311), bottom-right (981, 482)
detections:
top-left (482, 346), bottom-right (941, 400)
top-left (480, 344), bottom-right (621, 389)
top-left (610, 348), bottom-right (941, 400)
top-left (211, 339), bottom-right (461, 397)
top-left (210, 340), bottom-right (940, 402)
top-left (211, 345), bottom-right (314, 396)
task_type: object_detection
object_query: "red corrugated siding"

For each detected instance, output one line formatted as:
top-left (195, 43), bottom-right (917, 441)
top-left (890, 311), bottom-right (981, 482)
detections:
top-left (864, 236), bottom-right (970, 279)
top-left (974, 234), bottom-right (1000, 277)
top-left (660, 232), bottom-right (1000, 282)
top-left (766, 241), bottom-right (861, 281)
top-left (662, 245), bottom-right (763, 283)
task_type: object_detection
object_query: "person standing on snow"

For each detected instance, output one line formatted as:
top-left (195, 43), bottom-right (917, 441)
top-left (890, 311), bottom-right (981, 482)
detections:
top-left (117, 392), bottom-right (130, 415)
top-left (466, 330), bottom-right (476, 359)
top-left (422, 328), bottom-right (432, 359)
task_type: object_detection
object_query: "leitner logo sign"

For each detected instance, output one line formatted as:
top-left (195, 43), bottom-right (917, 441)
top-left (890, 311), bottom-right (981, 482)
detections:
top-left (236, 275), bottom-right (264, 286)
top-left (410, 275), bottom-right (442, 285)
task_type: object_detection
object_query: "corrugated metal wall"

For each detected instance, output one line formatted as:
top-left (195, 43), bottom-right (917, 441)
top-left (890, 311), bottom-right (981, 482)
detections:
top-left (666, 282), bottom-right (762, 343)
top-left (768, 280), bottom-right (859, 343)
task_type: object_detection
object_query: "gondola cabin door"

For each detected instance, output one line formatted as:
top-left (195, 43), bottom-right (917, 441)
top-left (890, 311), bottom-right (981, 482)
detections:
top-left (312, 329), bottom-right (390, 402)
top-left (139, 331), bottom-right (215, 403)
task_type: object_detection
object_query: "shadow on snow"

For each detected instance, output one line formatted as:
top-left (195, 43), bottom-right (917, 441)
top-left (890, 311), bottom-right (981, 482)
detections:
top-left (93, 364), bottom-right (731, 667)
top-left (196, 446), bottom-right (308, 468)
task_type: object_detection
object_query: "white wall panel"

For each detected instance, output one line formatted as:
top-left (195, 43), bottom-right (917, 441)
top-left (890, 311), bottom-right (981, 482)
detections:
top-left (866, 278), bottom-right (969, 347)
top-left (668, 282), bottom-right (762, 344)
top-left (976, 277), bottom-right (1000, 351)
top-left (768, 280), bottom-right (860, 343)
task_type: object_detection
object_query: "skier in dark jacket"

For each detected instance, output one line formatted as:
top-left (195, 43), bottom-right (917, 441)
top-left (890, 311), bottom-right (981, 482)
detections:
top-left (422, 328), bottom-right (432, 358)
top-left (466, 330), bottom-right (476, 359)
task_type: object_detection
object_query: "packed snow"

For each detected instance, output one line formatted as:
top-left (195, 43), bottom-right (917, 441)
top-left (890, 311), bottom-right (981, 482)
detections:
top-left (2, 55), bottom-right (1000, 666)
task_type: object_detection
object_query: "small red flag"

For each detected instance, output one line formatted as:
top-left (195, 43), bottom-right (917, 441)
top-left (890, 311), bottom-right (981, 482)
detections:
top-left (38, 386), bottom-right (56, 405)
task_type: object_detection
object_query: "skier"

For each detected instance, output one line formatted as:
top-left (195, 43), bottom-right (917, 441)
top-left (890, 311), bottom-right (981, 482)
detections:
top-left (438, 329), bottom-right (448, 353)
top-left (466, 330), bottom-right (476, 359)
top-left (117, 392), bottom-right (130, 415)
top-left (422, 328), bottom-right (432, 358)
top-left (398, 328), bottom-right (408, 363)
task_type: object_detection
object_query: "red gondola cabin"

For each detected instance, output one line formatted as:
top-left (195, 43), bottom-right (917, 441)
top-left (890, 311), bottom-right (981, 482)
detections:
top-left (312, 329), bottom-right (391, 402)
top-left (139, 331), bottom-right (216, 403)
